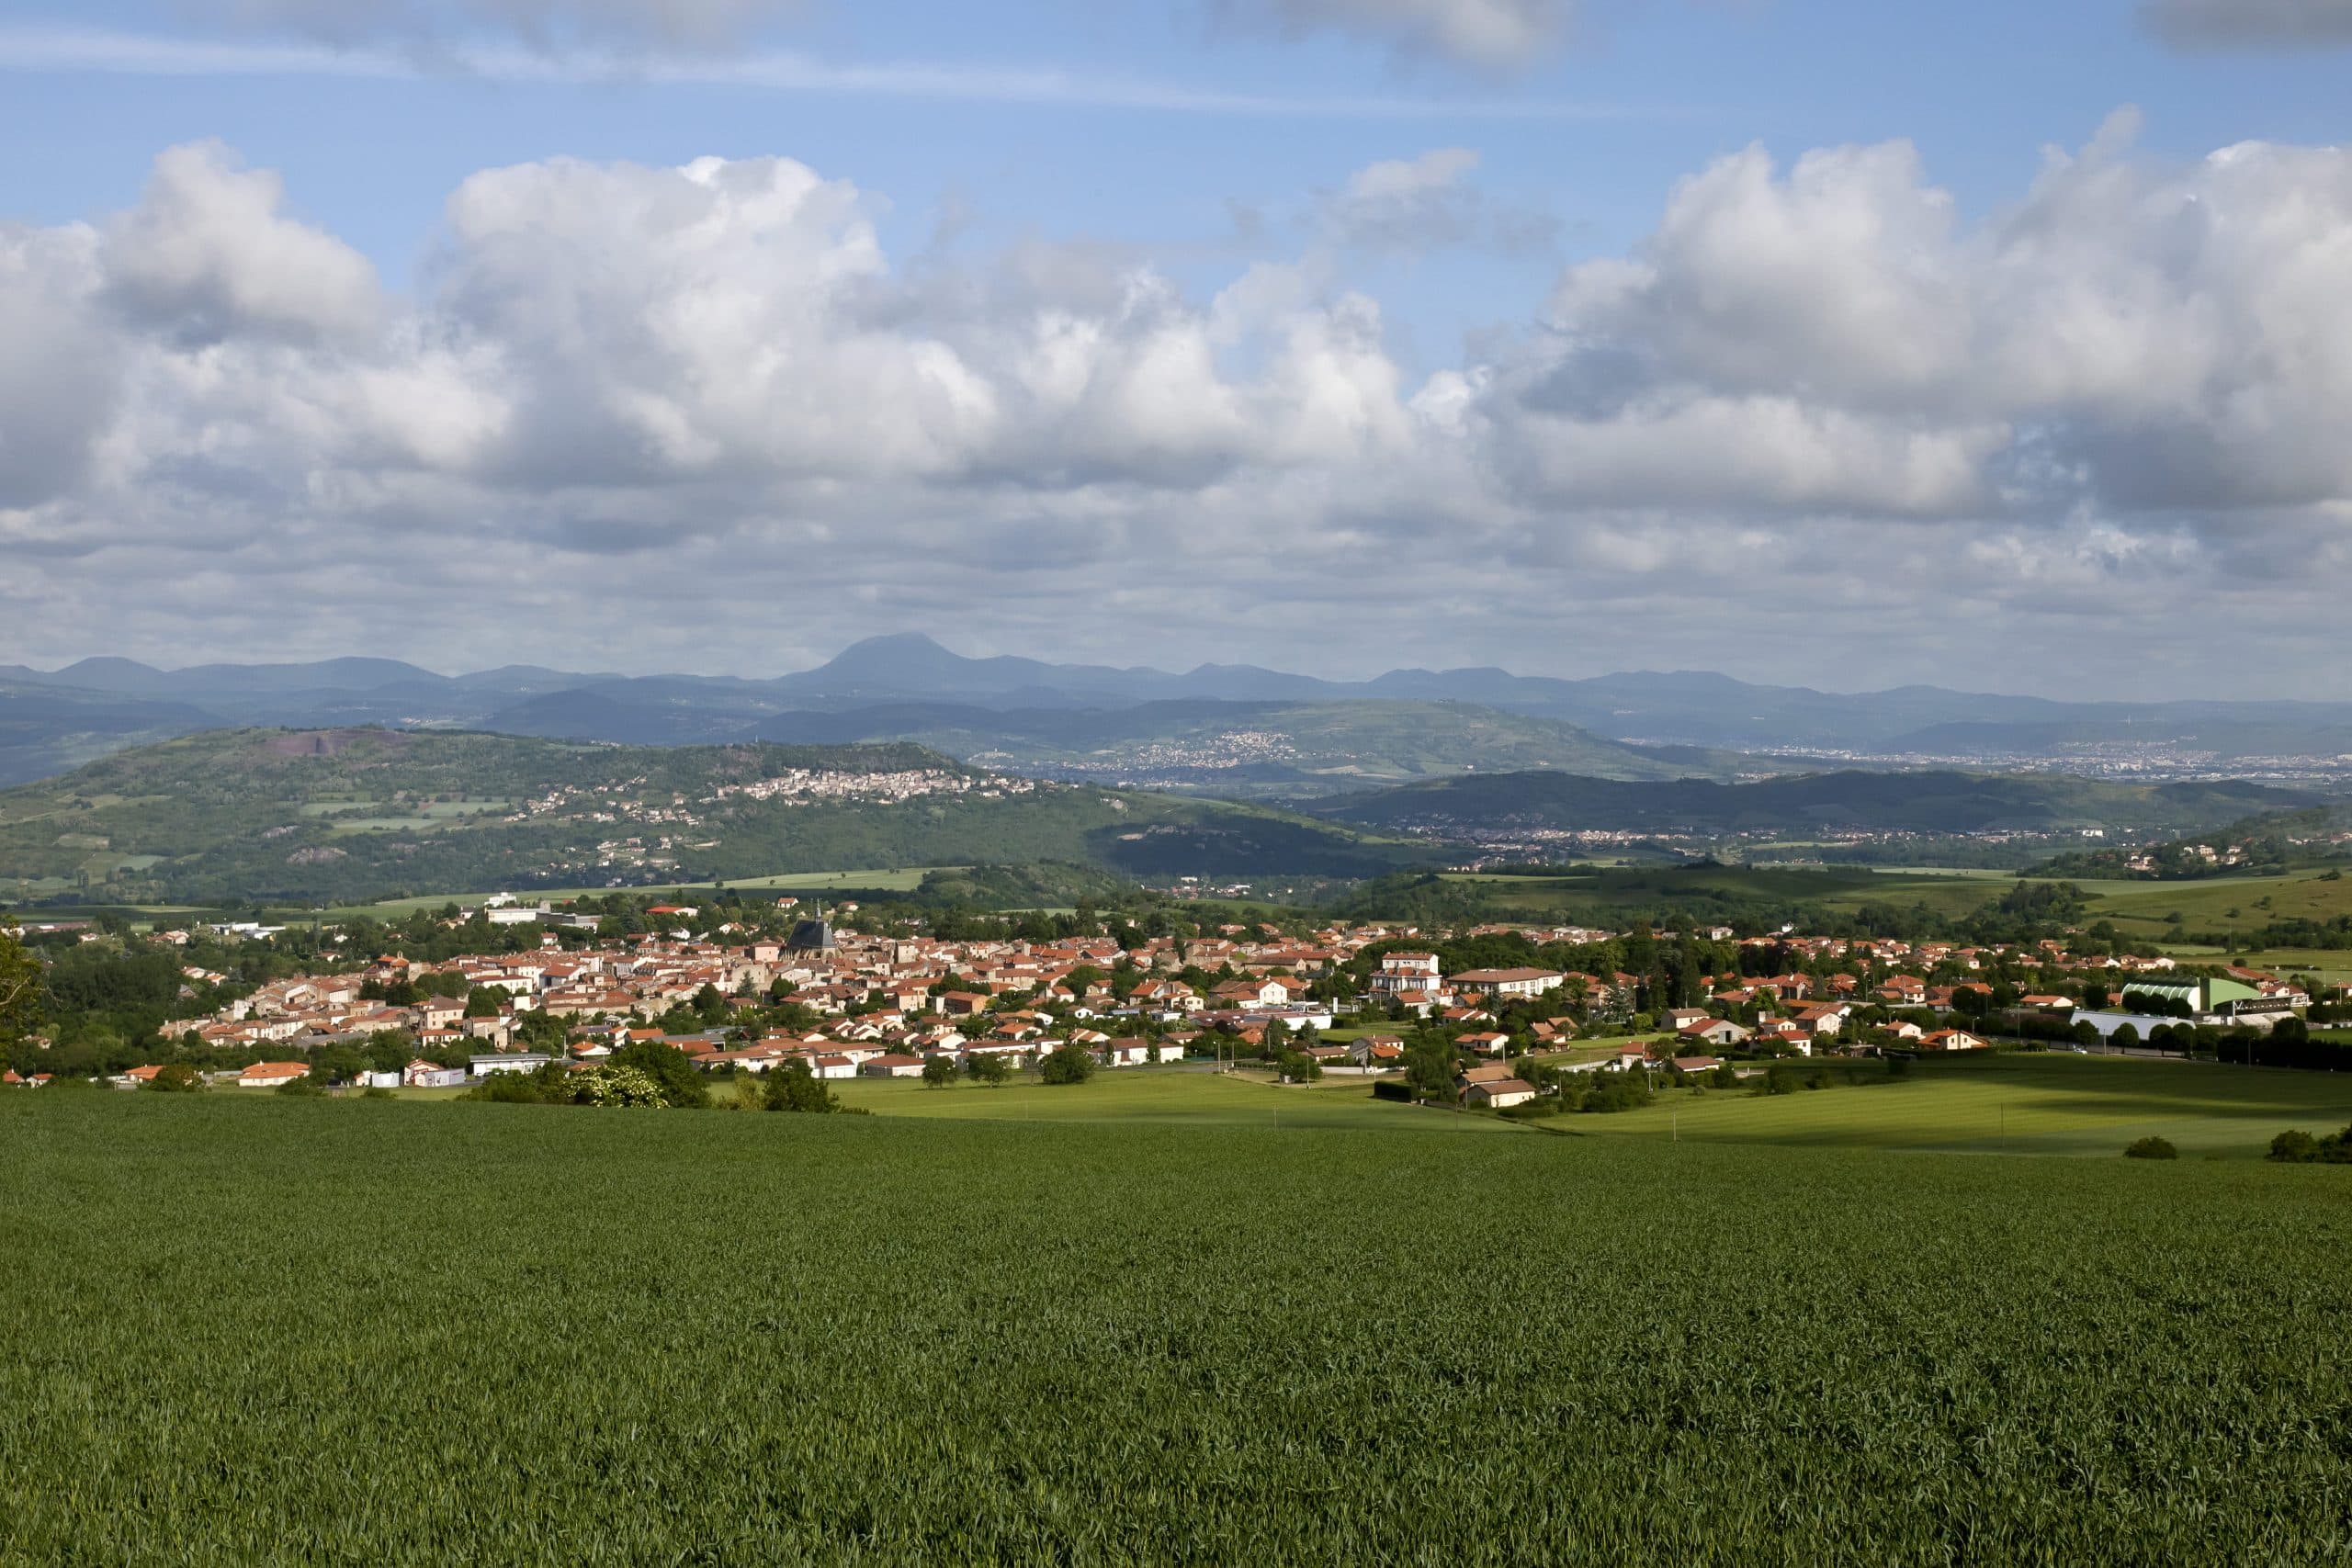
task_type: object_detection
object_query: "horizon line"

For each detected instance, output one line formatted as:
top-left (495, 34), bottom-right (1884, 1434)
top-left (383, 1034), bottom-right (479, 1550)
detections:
top-left (3, 644), bottom-right (2332, 707)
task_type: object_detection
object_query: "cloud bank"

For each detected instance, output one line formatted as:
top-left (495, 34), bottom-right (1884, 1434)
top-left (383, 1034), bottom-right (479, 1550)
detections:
top-left (8, 120), bottom-right (2352, 692)
top-left (2142, 0), bottom-right (2352, 50)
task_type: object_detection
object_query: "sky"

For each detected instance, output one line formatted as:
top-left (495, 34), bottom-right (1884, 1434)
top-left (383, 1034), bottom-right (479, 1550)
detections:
top-left (2, 0), bottom-right (2350, 696)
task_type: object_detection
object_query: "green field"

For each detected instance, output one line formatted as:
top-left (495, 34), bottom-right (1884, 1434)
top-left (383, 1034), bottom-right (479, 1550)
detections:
top-left (7, 1092), bottom-right (2352, 1561)
top-left (831, 1067), bottom-right (1517, 1132)
top-left (1419, 861), bottom-right (2352, 942)
top-left (827, 1055), bottom-right (2352, 1156)
top-left (1579, 1053), bottom-right (2352, 1157)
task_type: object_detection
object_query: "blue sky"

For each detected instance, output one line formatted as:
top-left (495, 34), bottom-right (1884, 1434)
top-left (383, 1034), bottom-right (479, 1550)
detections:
top-left (3, 0), bottom-right (2351, 693)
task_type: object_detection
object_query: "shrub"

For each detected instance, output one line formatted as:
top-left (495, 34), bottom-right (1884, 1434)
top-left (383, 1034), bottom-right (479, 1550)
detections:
top-left (144, 1063), bottom-right (203, 1093)
top-left (275, 1077), bottom-right (324, 1098)
top-left (763, 1060), bottom-right (839, 1114)
top-left (609, 1042), bottom-right (710, 1110)
top-left (2269, 1130), bottom-right (2320, 1163)
top-left (2123, 1136), bottom-right (2178, 1160)
top-left (360, 1085), bottom-right (395, 1100)
top-left (1040, 1045), bottom-right (1096, 1086)
top-left (577, 1065), bottom-right (667, 1109)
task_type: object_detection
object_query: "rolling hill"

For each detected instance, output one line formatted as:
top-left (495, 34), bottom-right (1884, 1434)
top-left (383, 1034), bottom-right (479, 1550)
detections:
top-left (713, 698), bottom-right (1747, 796)
top-left (1315, 769), bottom-right (2320, 837)
top-left (0, 728), bottom-right (1426, 906)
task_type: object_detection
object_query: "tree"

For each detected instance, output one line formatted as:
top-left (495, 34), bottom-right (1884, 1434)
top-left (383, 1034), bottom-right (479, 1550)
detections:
top-left (463, 987), bottom-right (503, 1020)
top-left (921, 1055), bottom-right (958, 1088)
top-left (514, 1009), bottom-right (568, 1053)
top-left (610, 1041), bottom-right (711, 1109)
top-left (2123, 1136), bottom-right (2178, 1160)
top-left (364, 1031), bottom-right (413, 1075)
top-left (1403, 1037), bottom-right (1457, 1104)
top-left (145, 1062), bottom-right (203, 1093)
top-left (578, 1064), bottom-right (666, 1108)
top-left (967, 1053), bottom-right (1011, 1086)
top-left (311, 1043), bottom-right (367, 1087)
top-left (2110, 1022), bottom-right (2141, 1050)
top-left (1040, 1044), bottom-right (1096, 1085)
top-left (763, 1059), bottom-right (839, 1113)
top-left (0, 921), bottom-right (43, 1056)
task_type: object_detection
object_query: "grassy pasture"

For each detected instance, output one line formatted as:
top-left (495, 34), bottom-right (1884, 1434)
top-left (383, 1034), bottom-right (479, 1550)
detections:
top-left (6, 1093), bottom-right (2352, 1562)
top-left (1581, 1053), bottom-right (2352, 1157)
top-left (2077, 867), bottom-right (2352, 940)
top-left (830, 1066), bottom-right (1516, 1132)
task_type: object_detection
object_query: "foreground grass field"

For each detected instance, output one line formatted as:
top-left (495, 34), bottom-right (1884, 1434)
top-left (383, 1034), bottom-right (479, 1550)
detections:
top-left (6, 1095), bottom-right (2352, 1562)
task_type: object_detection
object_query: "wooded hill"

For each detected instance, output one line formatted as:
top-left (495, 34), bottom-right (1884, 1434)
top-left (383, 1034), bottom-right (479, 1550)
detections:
top-left (0, 729), bottom-right (1428, 906)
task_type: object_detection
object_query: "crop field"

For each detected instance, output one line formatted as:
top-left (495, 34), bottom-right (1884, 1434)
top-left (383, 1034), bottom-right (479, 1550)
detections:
top-left (1579, 1053), bottom-right (2352, 1157)
top-left (6, 1094), bottom-right (2352, 1562)
top-left (830, 1067), bottom-right (1518, 1132)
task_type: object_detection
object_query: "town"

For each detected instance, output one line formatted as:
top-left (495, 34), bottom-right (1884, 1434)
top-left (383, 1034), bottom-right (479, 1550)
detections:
top-left (6, 887), bottom-right (2331, 1105)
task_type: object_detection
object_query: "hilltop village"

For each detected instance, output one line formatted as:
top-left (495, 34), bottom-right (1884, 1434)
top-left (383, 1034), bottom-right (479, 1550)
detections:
top-left (4, 887), bottom-right (2330, 1100)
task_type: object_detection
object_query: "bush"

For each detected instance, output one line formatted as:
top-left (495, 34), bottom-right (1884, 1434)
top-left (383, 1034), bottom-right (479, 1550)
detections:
top-left (360, 1085), bottom-right (395, 1100)
top-left (1040, 1045), bottom-right (1096, 1086)
top-left (609, 1042), bottom-right (709, 1110)
top-left (2269, 1129), bottom-right (2321, 1163)
top-left (143, 1063), bottom-right (203, 1093)
top-left (275, 1077), bottom-right (324, 1098)
top-left (763, 1060), bottom-right (839, 1114)
top-left (577, 1065), bottom-right (667, 1109)
top-left (2123, 1136), bottom-right (2178, 1160)
top-left (1372, 1079), bottom-right (1413, 1103)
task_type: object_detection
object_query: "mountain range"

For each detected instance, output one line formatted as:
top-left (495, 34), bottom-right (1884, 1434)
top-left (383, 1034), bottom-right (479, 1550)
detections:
top-left (7, 634), bottom-right (2352, 788)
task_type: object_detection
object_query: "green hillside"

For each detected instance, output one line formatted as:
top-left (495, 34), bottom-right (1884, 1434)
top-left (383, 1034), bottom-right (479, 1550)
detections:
top-left (1321, 767), bottom-right (2315, 835)
top-left (869, 699), bottom-right (1757, 796)
top-left (0, 728), bottom-right (1424, 905)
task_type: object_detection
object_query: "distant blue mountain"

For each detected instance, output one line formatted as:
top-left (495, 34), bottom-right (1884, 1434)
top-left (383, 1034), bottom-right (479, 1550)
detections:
top-left (8, 634), bottom-right (2352, 785)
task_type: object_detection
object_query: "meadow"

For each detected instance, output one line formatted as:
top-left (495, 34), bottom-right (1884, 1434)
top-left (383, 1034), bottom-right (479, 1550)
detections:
top-left (1581, 1052), bottom-right (2352, 1156)
top-left (8, 1089), bottom-right (2352, 1562)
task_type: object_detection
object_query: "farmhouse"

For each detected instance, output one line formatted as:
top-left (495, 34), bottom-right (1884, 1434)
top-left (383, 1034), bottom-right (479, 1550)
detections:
top-left (1465, 1077), bottom-right (1537, 1110)
top-left (238, 1061), bottom-right (311, 1089)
